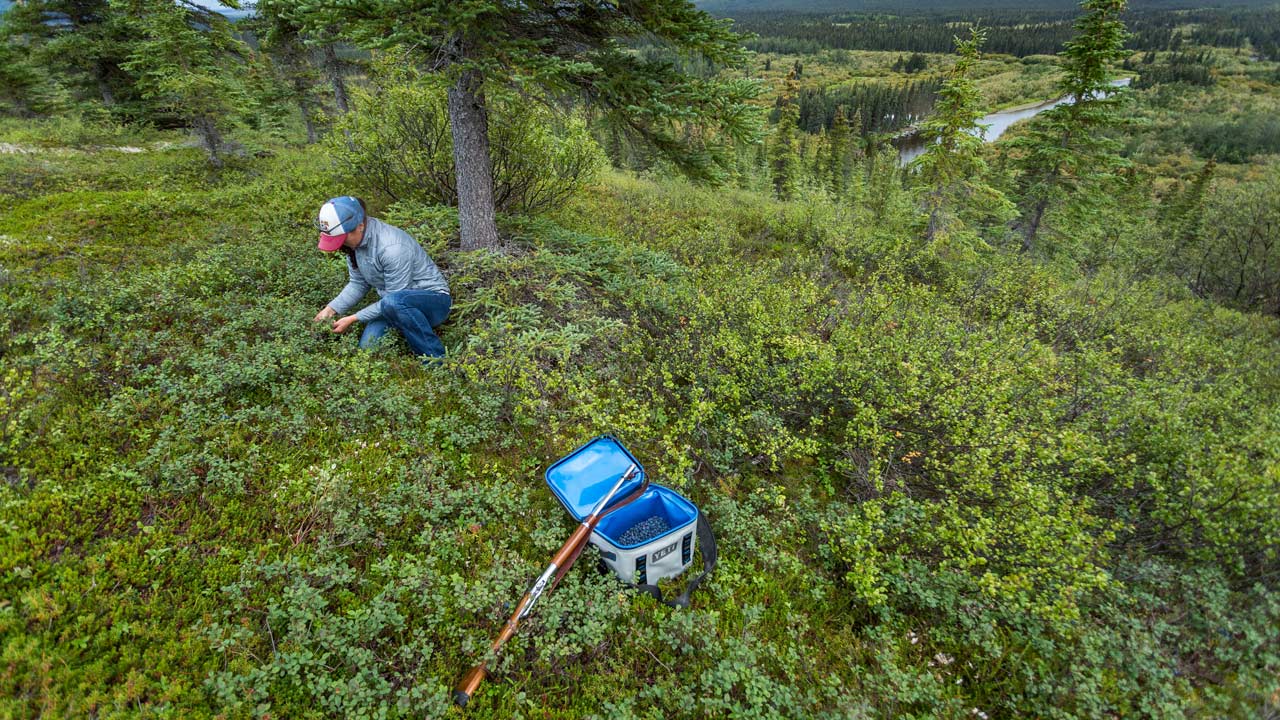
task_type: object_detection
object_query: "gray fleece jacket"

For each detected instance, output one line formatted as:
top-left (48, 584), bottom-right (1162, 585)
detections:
top-left (327, 217), bottom-right (450, 323)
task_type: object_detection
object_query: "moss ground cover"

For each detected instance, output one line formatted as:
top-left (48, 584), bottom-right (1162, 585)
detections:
top-left (1, 130), bottom-right (1278, 718)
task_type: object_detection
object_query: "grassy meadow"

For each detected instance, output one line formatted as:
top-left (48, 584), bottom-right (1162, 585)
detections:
top-left (2, 107), bottom-right (1278, 718)
top-left (2, 4), bottom-right (1280, 716)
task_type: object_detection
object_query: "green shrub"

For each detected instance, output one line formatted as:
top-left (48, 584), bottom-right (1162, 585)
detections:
top-left (2, 125), bottom-right (1278, 719)
top-left (331, 55), bottom-right (605, 215)
top-left (1185, 114), bottom-right (1280, 163)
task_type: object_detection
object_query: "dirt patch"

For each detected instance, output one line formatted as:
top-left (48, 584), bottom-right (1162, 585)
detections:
top-left (2, 465), bottom-right (30, 489)
top-left (0, 141), bottom-right (177, 155)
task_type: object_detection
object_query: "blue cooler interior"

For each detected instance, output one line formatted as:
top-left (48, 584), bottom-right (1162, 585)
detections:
top-left (545, 436), bottom-right (646, 520)
top-left (593, 486), bottom-right (697, 548)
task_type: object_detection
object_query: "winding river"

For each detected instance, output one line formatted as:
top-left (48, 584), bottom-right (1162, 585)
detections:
top-left (898, 77), bottom-right (1132, 165)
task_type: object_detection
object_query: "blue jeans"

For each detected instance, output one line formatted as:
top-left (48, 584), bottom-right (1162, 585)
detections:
top-left (359, 290), bottom-right (452, 359)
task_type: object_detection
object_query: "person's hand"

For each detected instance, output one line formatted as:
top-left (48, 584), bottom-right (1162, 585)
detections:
top-left (314, 306), bottom-right (336, 323)
top-left (332, 315), bottom-right (359, 334)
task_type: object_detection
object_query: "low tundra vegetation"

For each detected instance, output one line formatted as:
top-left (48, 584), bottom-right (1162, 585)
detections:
top-left (1, 126), bottom-right (1277, 718)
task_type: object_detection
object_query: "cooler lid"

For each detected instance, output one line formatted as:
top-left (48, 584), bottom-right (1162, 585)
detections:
top-left (545, 435), bottom-right (646, 521)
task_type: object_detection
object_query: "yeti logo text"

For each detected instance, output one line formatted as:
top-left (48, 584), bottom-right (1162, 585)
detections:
top-left (652, 542), bottom-right (678, 562)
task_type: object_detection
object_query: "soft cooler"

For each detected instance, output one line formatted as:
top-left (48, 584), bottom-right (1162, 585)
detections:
top-left (546, 436), bottom-right (699, 585)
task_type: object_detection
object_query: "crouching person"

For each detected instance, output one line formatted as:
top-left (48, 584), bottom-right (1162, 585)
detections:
top-left (312, 196), bottom-right (451, 363)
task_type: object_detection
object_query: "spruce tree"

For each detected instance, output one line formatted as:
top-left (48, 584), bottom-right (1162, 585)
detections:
top-left (748, 140), bottom-right (767, 191)
top-left (1012, 0), bottom-right (1130, 254)
top-left (116, 0), bottom-right (246, 167)
top-left (912, 27), bottom-right (1013, 248)
top-left (253, 0), bottom-right (356, 122)
top-left (240, 50), bottom-right (295, 142)
top-left (0, 33), bottom-right (68, 116)
top-left (798, 133), bottom-right (813, 181)
top-left (770, 70), bottom-right (800, 201)
top-left (1163, 159), bottom-right (1217, 287)
top-left (250, 0), bottom-right (333, 144)
top-left (826, 105), bottom-right (852, 197)
top-left (0, 0), bottom-right (136, 113)
top-left (733, 138), bottom-right (754, 190)
top-left (848, 107), bottom-right (866, 149)
top-left (606, 123), bottom-right (627, 170)
top-left (320, 44), bottom-right (353, 115)
top-left (295, 0), bottom-right (761, 251)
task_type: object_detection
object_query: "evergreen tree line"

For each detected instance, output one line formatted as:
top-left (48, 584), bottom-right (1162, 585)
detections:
top-left (733, 6), bottom-right (1278, 58)
top-left (0, 0), bottom-right (358, 164)
top-left (791, 78), bottom-right (942, 135)
top-left (726, 1), bottom-right (1280, 316)
top-left (606, 0), bottom-right (1155, 265)
top-left (704, 0), bottom-right (1278, 12)
top-left (724, 0), bottom-right (1135, 265)
top-left (603, 71), bottom-right (939, 198)
top-left (738, 3), bottom-right (1202, 273)
top-left (1130, 50), bottom-right (1216, 89)
top-left (742, 15), bottom-right (1077, 58)
top-left (1184, 8), bottom-right (1280, 60)
top-left (635, 45), bottom-right (722, 80)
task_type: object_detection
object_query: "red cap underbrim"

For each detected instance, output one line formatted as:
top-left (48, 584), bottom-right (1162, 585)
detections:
top-left (318, 233), bottom-right (349, 252)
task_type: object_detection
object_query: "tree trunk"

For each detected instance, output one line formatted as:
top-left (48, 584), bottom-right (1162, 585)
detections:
top-left (925, 186), bottom-right (945, 243)
top-left (195, 115), bottom-right (224, 169)
top-left (448, 70), bottom-right (501, 251)
top-left (95, 63), bottom-right (115, 106)
top-left (1022, 197), bottom-right (1048, 254)
top-left (322, 44), bottom-right (349, 114)
top-left (299, 100), bottom-right (317, 144)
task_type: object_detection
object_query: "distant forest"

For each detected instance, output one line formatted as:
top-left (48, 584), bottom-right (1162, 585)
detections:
top-left (729, 5), bottom-right (1280, 60)
top-left (792, 79), bottom-right (942, 135)
top-left (700, 0), bottom-right (1280, 13)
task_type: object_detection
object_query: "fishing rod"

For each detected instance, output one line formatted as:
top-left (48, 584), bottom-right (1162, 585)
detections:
top-left (453, 463), bottom-right (646, 708)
